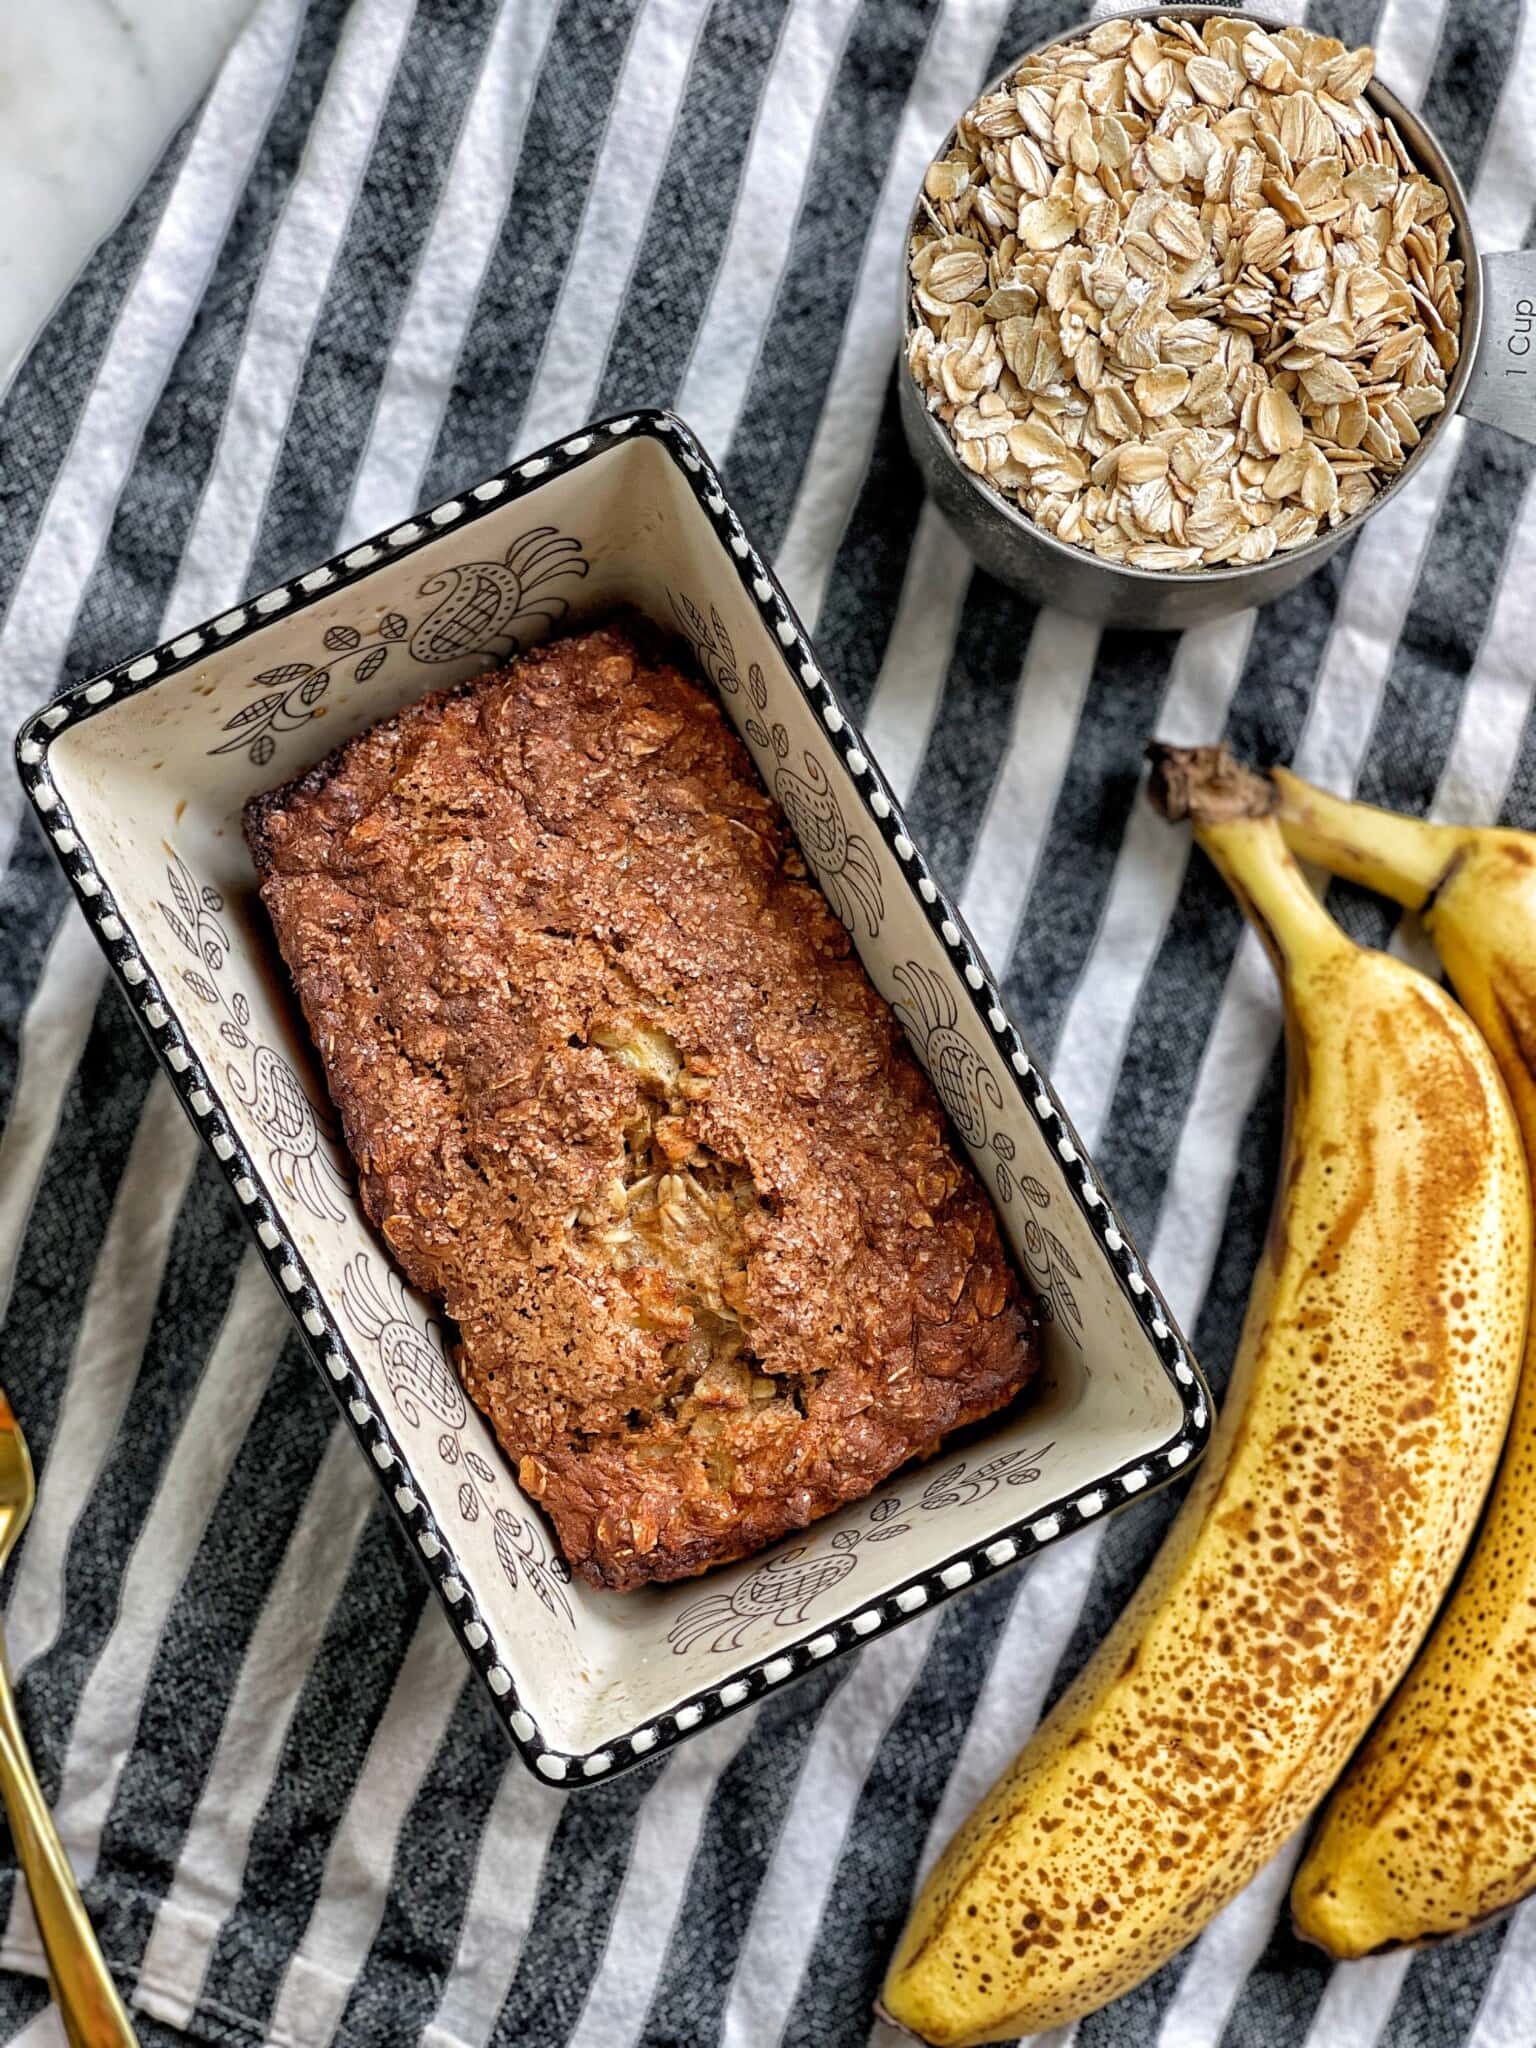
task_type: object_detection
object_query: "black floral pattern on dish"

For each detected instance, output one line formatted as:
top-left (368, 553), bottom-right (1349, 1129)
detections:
top-left (438, 1427), bottom-right (575, 1626)
top-left (667, 1546), bottom-right (858, 1654)
top-left (669, 588), bottom-right (741, 692)
top-left (210, 614), bottom-right (405, 768)
top-left (836, 1440), bottom-right (1059, 1540)
top-left (891, 961), bottom-right (1004, 1148)
top-left (210, 523), bottom-right (587, 766)
top-left (665, 1436), bottom-right (1060, 1654)
top-left (917, 1441), bottom-right (1058, 1509)
top-left (156, 852), bottom-right (349, 1222)
top-left (769, 723), bottom-right (885, 939)
top-left (340, 1253), bottom-right (463, 1430)
top-left (1015, 1175), bottom-right (1084, 1348)
top-left (338, 1246), bottom-right (575, 1626)
top-left (490, 1508), bottom-right (575, 1626)
top-left (669, 586), bottom-right (885, 935)
top-left (409, 524), bottom-right (587, 664)
top-left (669, 585), bottom-right (773, 750)
top-left (829, 1492), bottom-right (911, 1552)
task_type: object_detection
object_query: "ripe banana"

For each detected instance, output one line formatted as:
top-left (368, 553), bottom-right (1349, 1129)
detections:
top-left (1277, 767), bottom-right (1536, 1955)
top-left (879, 745), bottom-right (1529, 2045)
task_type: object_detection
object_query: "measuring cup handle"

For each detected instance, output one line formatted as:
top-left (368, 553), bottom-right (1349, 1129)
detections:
top-left (1463, 250), bottom-right (1536, 446)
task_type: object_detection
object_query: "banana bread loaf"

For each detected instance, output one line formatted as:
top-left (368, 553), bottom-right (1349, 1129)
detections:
top-left (245, 621), bottom-right (1039, 1590)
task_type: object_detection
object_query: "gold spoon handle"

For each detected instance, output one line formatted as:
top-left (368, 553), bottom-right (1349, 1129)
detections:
top-left (0, 1655), bottom-right (137, 2045)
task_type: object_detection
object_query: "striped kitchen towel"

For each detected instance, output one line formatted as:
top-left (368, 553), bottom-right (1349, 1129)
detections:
top-left (1, 0), bottom-right (1533, 2043)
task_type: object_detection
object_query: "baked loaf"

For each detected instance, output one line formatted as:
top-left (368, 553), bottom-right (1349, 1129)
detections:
top-left (246, 622), bottom-right (1040, 1589)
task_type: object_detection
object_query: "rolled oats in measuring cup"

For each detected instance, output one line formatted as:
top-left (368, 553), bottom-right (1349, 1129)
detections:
top-left (900, 7), bottom-right (1536, 628)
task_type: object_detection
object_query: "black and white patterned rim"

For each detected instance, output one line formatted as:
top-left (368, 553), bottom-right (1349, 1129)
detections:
top-left (13, 409), bottom-right (1212, 1789)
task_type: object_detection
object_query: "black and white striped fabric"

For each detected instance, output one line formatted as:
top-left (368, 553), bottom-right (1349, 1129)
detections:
top-left (0, 0), bottom-right (1532, 2042)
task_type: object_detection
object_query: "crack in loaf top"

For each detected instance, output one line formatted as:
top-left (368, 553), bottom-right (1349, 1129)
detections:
top-left (245, 621), bottom-right (1040, 1589)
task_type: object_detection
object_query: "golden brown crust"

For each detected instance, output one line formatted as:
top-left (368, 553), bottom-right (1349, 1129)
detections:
top-left (246, 623), bottom-right (1039, 1589)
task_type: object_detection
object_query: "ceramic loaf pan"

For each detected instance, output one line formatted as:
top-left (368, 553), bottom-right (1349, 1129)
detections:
top-left (14, 411), bottom-right (1209, 1786)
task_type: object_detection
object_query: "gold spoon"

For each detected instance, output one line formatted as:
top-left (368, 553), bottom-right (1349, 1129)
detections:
top-left (0, 1389), bottom-right (137, 2044)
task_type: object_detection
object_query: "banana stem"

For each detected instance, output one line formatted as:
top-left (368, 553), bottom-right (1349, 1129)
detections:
top-left (1198, 818), bottom-right (1351, 978)
top-left (1270, 767), bottom-right (1465, 912)
top-left (1148, 745), bottom-right (1351, 977)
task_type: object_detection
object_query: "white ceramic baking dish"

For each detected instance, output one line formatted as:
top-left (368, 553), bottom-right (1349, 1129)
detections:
top-left (14, 411), bottom-right (1208, 1785)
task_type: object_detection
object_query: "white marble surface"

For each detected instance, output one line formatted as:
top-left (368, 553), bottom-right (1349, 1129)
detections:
top-left (0, 0), bottom-right (257, 385)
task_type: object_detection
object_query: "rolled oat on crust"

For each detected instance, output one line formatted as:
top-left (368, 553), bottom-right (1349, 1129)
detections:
top-left (246, 622), bottom-right (1040, 1589)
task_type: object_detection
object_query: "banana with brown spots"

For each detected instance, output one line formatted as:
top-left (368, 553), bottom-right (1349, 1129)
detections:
top-left (1272, 767), bottom-right (1536, 1955)
top-left (878, 745), bottom-right (1529, 2043)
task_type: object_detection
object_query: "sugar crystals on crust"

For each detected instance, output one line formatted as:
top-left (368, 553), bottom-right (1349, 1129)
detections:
top-left (246, 623), bottom-right (1040, 1589)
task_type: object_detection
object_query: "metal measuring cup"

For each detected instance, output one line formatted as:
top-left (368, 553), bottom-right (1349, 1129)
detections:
top-left (898, 5), bottom-right (1536, 630)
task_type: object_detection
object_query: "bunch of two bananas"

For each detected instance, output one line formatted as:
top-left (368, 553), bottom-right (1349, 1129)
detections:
top-left (883, 750), bottom-right (1536, 2045)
